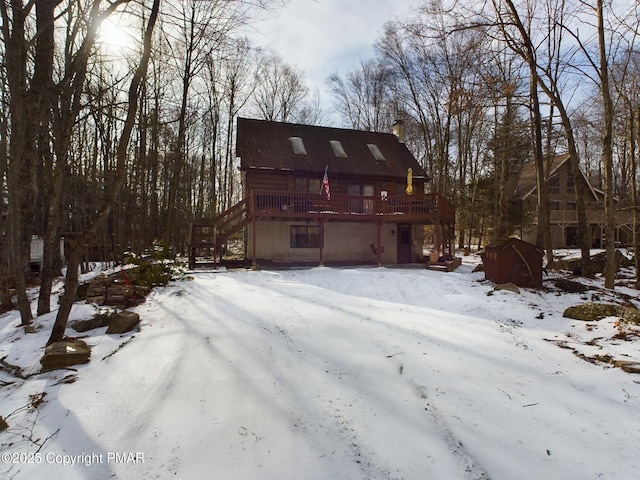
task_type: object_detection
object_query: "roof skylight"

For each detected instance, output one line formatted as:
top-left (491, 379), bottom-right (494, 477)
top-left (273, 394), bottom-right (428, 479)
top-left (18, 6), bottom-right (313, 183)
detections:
top-left (330, 140), bottom-right (348, 158)
top-left (367, 143), bottom-right (385, 161)
top-left (289, 136), bottom-right (307, 155)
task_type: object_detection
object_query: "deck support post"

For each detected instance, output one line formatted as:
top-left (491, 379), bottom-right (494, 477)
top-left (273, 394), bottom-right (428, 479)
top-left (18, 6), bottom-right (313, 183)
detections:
top-left (251, 192), bottom-right (257, 270)
top-left (376, 221), bottom-right (383, 266)
top-left (188, 223), bottom-right (195, 270)
top-left (213, 225), bottom-right (217, 268)
top-left (450, 222), bottom-right (455, 258)
top-left (316, 219), bottom-right (326, 266)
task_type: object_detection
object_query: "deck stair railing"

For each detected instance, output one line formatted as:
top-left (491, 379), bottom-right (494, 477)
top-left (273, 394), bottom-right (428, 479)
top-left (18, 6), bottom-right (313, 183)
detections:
top-left (188, 198), bottom-right (249, 269)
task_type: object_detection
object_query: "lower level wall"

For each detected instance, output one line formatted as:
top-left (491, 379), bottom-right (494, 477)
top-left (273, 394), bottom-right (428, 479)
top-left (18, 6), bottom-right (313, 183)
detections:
top-left (247, 221), bottom-right (424, 264)
top-left (520, 223), bottom-right (599, 248)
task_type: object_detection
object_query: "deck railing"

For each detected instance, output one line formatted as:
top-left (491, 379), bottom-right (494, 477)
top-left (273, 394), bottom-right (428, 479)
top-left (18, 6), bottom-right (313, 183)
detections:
top-left (534, 204), bottom-right (635, 226)
top-left (249, 190), bottom-right (455, 224)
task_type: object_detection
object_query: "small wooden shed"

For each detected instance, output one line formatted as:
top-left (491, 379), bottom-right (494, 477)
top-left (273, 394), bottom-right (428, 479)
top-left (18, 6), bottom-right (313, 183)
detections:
top-left (483, 238), bottom-right (543, 288)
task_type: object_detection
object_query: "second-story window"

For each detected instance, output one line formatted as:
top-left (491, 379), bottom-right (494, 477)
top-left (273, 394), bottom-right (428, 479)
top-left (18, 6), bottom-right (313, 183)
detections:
top-left (296, 177), bottom-right (321, 193)
top-left (566, 172), bottom-right (575, 193)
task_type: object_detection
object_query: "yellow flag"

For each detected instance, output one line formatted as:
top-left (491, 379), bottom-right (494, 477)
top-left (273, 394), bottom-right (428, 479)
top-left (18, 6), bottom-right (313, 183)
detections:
top-left (405, 168), bottom-right (413, 195)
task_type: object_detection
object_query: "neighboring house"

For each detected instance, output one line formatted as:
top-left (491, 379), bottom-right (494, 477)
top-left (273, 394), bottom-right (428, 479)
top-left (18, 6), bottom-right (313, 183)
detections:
top-left (189, 118), bottom-right (456, 268)
top-left (511, 153), bottom-right (633, 248)
top-left (30, 235), bottom-right (65, 272)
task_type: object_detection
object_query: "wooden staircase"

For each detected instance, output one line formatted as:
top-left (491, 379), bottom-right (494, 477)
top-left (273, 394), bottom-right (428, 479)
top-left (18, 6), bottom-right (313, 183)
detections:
top-left (188, 198), bottom-right (250, 269)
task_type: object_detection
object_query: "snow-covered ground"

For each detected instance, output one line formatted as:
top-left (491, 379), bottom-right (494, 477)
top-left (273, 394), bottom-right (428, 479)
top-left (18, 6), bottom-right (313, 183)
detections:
top-left (1, 256), bottom-right (640, 480)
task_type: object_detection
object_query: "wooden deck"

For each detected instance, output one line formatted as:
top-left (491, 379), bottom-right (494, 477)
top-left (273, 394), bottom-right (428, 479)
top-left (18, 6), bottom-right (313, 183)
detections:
top-left (428, 257), bottom-right (462, 272)
top-left (528, 203), bottom-right (634, 227)
top-left (248, 190), bottom-right (455, 225)
top-left (189, 190), bottom-right (456, 269)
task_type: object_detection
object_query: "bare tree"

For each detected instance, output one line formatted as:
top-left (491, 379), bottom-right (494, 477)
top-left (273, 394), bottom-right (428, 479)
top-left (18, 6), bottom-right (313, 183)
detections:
top-left (377, 9), bottom-right (504, 250)
top-left (328, 58), bottom-right (393, 132)
top-left (47, 0), bottom-right (161, 345)
top-left (162, 0), bottom-right (246, 246)
top-left (611, 48), bottom-right (640, 287)
top-left (1, 0), bottom-right (51, 324)
top-left (0, 59), bottom-right (11, 311)
top-left (593, 0), bottom-right (616, 288)
top-left (377, 12), bottom-right (491, 199)
top-left (491, 0), bottom-right (594, 276)
top-left (545, 0), bottom-right (636, 287)
top-left (251, 49), bottom-right (309, 123)
top-left (219, 38), bottom-right (258, 210)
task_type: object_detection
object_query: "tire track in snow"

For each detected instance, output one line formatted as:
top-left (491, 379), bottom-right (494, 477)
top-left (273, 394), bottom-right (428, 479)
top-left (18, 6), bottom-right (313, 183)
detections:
top-left (409, 380), bottom-right (491, 480)
top-left (259, 287), bottom-right (493, 480)
top-left (178, 271), bottom-right (497, 478)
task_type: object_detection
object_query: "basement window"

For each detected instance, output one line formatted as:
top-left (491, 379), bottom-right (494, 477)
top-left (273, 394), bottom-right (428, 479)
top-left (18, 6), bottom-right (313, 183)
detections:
top-left (290, 225), bottom-right (321, 248)
top-left (330, 140), bottom-right (348, 158)
top-left (289, 136), bottom-right (307, 155)
top-left (367, 143), bottom-right (385, 161)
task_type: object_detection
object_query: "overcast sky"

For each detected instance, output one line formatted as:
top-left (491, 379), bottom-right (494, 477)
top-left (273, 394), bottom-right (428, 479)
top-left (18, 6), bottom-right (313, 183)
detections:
top-left (246, 0), bottom-right (421, 123)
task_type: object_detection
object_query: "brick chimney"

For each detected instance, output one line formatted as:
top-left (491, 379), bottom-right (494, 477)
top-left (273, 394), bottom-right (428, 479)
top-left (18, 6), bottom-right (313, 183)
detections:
top-left (392, 117), bottom-right (406, 143)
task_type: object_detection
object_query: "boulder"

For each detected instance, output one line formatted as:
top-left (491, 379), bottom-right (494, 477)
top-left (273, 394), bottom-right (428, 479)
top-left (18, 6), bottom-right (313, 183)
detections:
top-left (494, 283), bottom-right (520, 294)
top-left (69, 312), bottom-right (113, 332)
top-left (553, 278), bottom-right (589, 293)
top-left (554, 257), bottom-right (582, 273)
top-left (589, 250), bottom-right (634, 273)
top-left (562, 302), bottom-right (640, 322)
top-left (41, 339), bottom-right (91, 372)
top-left (614, 360), bottom-right (640, 374)
top-left (106, 311), bottom-right (141, 334)
top-left (555, 249), bottom-right (632, 274)
top-left (621, 307), bottom-right (640, 325)
top-left (563, 302), bottom-right (620, 321)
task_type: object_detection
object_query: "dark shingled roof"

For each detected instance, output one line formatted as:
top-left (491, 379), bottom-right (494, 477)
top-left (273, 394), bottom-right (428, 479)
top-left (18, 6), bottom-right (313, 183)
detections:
top-left (511, 154), bottom-right (569, 200)
top-left (236, 117), bottom-right (427, 180)
top-left (511, 153), bottom-right (598, 201)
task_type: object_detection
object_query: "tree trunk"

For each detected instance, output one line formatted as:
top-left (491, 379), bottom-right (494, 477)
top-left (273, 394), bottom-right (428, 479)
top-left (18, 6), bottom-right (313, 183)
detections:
top-left (597, 0), bottom-right (616, 289)
top-left (37, 161), bottom-right (65, 315)
top-left (530, 57), bottom-right (553, 267)
top-left (0, 98), bottom-right (13, 311)
top-left (3, 0), bottom-right (35, 325)
top-left (47, 243), bottom-right (82, 343)
top-left (632, 106), bottom-right (640, 289)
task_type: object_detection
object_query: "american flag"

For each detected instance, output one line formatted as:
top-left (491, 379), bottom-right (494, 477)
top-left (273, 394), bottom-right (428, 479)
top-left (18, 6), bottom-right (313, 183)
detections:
top-left (322, 166), bottom-right (331, 200)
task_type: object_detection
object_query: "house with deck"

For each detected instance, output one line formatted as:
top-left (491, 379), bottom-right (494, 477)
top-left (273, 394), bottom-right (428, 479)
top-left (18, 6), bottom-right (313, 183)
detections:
top-left (511, 153), bottom-right (633, 248)
top-left (189, 118), bottom-right (456, 268)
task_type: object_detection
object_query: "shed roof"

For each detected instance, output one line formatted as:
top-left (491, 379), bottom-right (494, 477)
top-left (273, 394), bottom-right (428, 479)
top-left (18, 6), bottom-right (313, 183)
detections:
top-left (236, 117), bottom-right (427, 181)
top-left (486, 237), bottom-right (544, 255)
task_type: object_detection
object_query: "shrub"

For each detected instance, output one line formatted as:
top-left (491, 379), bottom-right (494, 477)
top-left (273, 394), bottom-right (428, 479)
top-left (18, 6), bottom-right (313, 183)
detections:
top-left (126, 261), bottom-right (174, 287)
